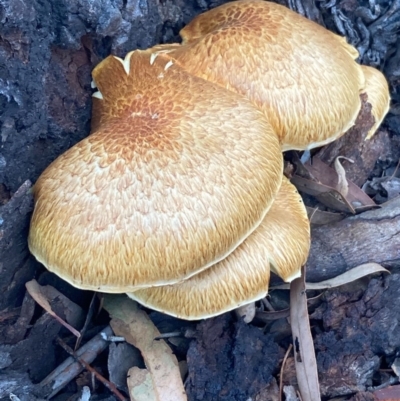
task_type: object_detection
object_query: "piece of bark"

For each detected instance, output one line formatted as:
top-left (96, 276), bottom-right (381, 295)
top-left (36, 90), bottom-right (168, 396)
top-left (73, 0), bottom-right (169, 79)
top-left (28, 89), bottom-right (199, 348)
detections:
top-left (0, 312), bottom-right (62, 382)
top-left (0, 292), bottom-right (35, 345)
top-left (108, 342), bottom-right (143, 392)
top-left (0, 371), bottom-right (44, 401)
top-left (185, 314), bottom-right (283, 401)
top-left (305, 195), bottom-right (400, 283)
top-left (0, 181), bottom-right (34, 310)
top-left (311, 274), bottom-right (400, 397)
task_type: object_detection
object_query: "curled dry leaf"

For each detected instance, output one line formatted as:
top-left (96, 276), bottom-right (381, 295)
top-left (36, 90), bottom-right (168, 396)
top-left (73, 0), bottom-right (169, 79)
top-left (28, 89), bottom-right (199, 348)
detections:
top-left (334, 156), bottom-right (354, 197)
top-left (103, 295), bottom-right (187, 401)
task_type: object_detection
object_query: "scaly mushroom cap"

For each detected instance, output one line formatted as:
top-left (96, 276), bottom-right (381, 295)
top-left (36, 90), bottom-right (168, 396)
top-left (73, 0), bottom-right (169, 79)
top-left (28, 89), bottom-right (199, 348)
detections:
top-left (154, 0), bottom-right (367, 151)
top-left (28, 49), bottom-right (283, 292)
top-left (128, 177), bottom-right (310, 320)
top-left (360, 65), bottom-right (391, 139)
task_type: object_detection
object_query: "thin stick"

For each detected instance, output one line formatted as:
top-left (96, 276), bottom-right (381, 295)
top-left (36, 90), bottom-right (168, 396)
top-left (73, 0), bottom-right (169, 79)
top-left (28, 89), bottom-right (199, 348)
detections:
top-left (279, 344), bottom-right (293, 401)
top-left (56, 337), bottom-right (127, 401)
top-left (40, 326), bottom-right (113, 398)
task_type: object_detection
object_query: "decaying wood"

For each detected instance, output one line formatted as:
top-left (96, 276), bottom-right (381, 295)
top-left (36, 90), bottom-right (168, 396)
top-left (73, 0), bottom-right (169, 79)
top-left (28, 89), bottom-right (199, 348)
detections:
top-left (305, 196), bottom-right (400, 283)
top-left (0, 181), bottom-right (34, 310)
top-left (311, 273), bottom-right (400, 397)
top-left (184, 314), bottom-right (283, 401)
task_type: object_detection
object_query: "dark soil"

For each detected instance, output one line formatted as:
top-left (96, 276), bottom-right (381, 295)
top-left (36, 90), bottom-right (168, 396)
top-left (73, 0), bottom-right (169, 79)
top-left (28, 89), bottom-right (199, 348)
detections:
top-left (1, 0), bottom-right (400, 400)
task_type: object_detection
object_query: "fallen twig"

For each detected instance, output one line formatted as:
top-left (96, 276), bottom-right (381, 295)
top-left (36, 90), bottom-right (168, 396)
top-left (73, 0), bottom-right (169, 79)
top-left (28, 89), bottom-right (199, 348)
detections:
top-left (56, 336), bottom-right (127, 401)
top-left (38, 326), bottom-right (113, 398)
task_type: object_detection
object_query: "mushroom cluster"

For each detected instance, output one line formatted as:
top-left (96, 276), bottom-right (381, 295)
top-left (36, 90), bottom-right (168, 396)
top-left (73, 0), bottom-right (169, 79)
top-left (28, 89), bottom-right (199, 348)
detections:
top-left (28, 0), bottom-right (390, 320)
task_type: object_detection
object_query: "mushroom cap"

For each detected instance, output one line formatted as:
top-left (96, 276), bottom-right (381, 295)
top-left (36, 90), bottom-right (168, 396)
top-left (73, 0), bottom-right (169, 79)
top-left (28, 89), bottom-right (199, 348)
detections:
top-left (360, 65), bottom-right (391, 140)
top-left (28, 49), bottom-right (283, 292)
top-left (156, 0), bottom-right (366, 151)
top-left (128, 177), bottom-right (310, 320)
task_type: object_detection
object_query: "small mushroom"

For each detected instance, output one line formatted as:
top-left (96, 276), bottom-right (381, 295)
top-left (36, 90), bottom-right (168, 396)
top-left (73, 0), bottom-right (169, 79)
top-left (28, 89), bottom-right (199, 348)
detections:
top-left (154, 0), bottom-right (390, 150)
top-left (28, 49), bottom-right (283, 292)
top-left (128, 177), bottom-right (310, 320)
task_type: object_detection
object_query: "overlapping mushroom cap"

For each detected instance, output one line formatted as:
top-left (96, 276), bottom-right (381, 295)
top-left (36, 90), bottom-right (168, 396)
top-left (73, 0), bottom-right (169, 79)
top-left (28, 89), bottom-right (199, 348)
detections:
top-left (128, 177), bottom-right (310, 320)
top-left (153, 0), bottom-right (390, 150)
top-left (28, 49), bottom-right (283, 292)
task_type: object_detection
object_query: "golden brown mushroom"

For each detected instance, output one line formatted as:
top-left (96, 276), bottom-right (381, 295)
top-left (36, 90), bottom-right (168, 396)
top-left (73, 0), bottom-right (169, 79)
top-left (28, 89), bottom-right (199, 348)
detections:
top-left (153, 0), bottom-right (389, 150)
top-left (28, 49), bottom-right (283, 292)
top-left (128, 177), bottom-right (310, 320)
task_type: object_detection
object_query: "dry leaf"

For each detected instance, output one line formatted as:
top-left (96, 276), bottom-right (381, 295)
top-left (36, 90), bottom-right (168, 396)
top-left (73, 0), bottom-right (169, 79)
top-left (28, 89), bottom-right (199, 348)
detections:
top-left (127, 366), bottom-right (157, 401)
top-left (290, 266), bottom-right (321, 401)
top-left (292, 157), bottom-right (378, 213)
top-left (272, 263), bottom-right (389, 290)
top-left (302, 263), bottom-right (389, 290)
top-left (25, 279), bottom-right (81, 338)
top-left (334, 156), bottom-right (354, 197)
top-left (103, 295), bottom-right (187, 401)
top-left (292, 174), bottom-right (355, 213)
top-left (308, 157), bottom-right (377, 213)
